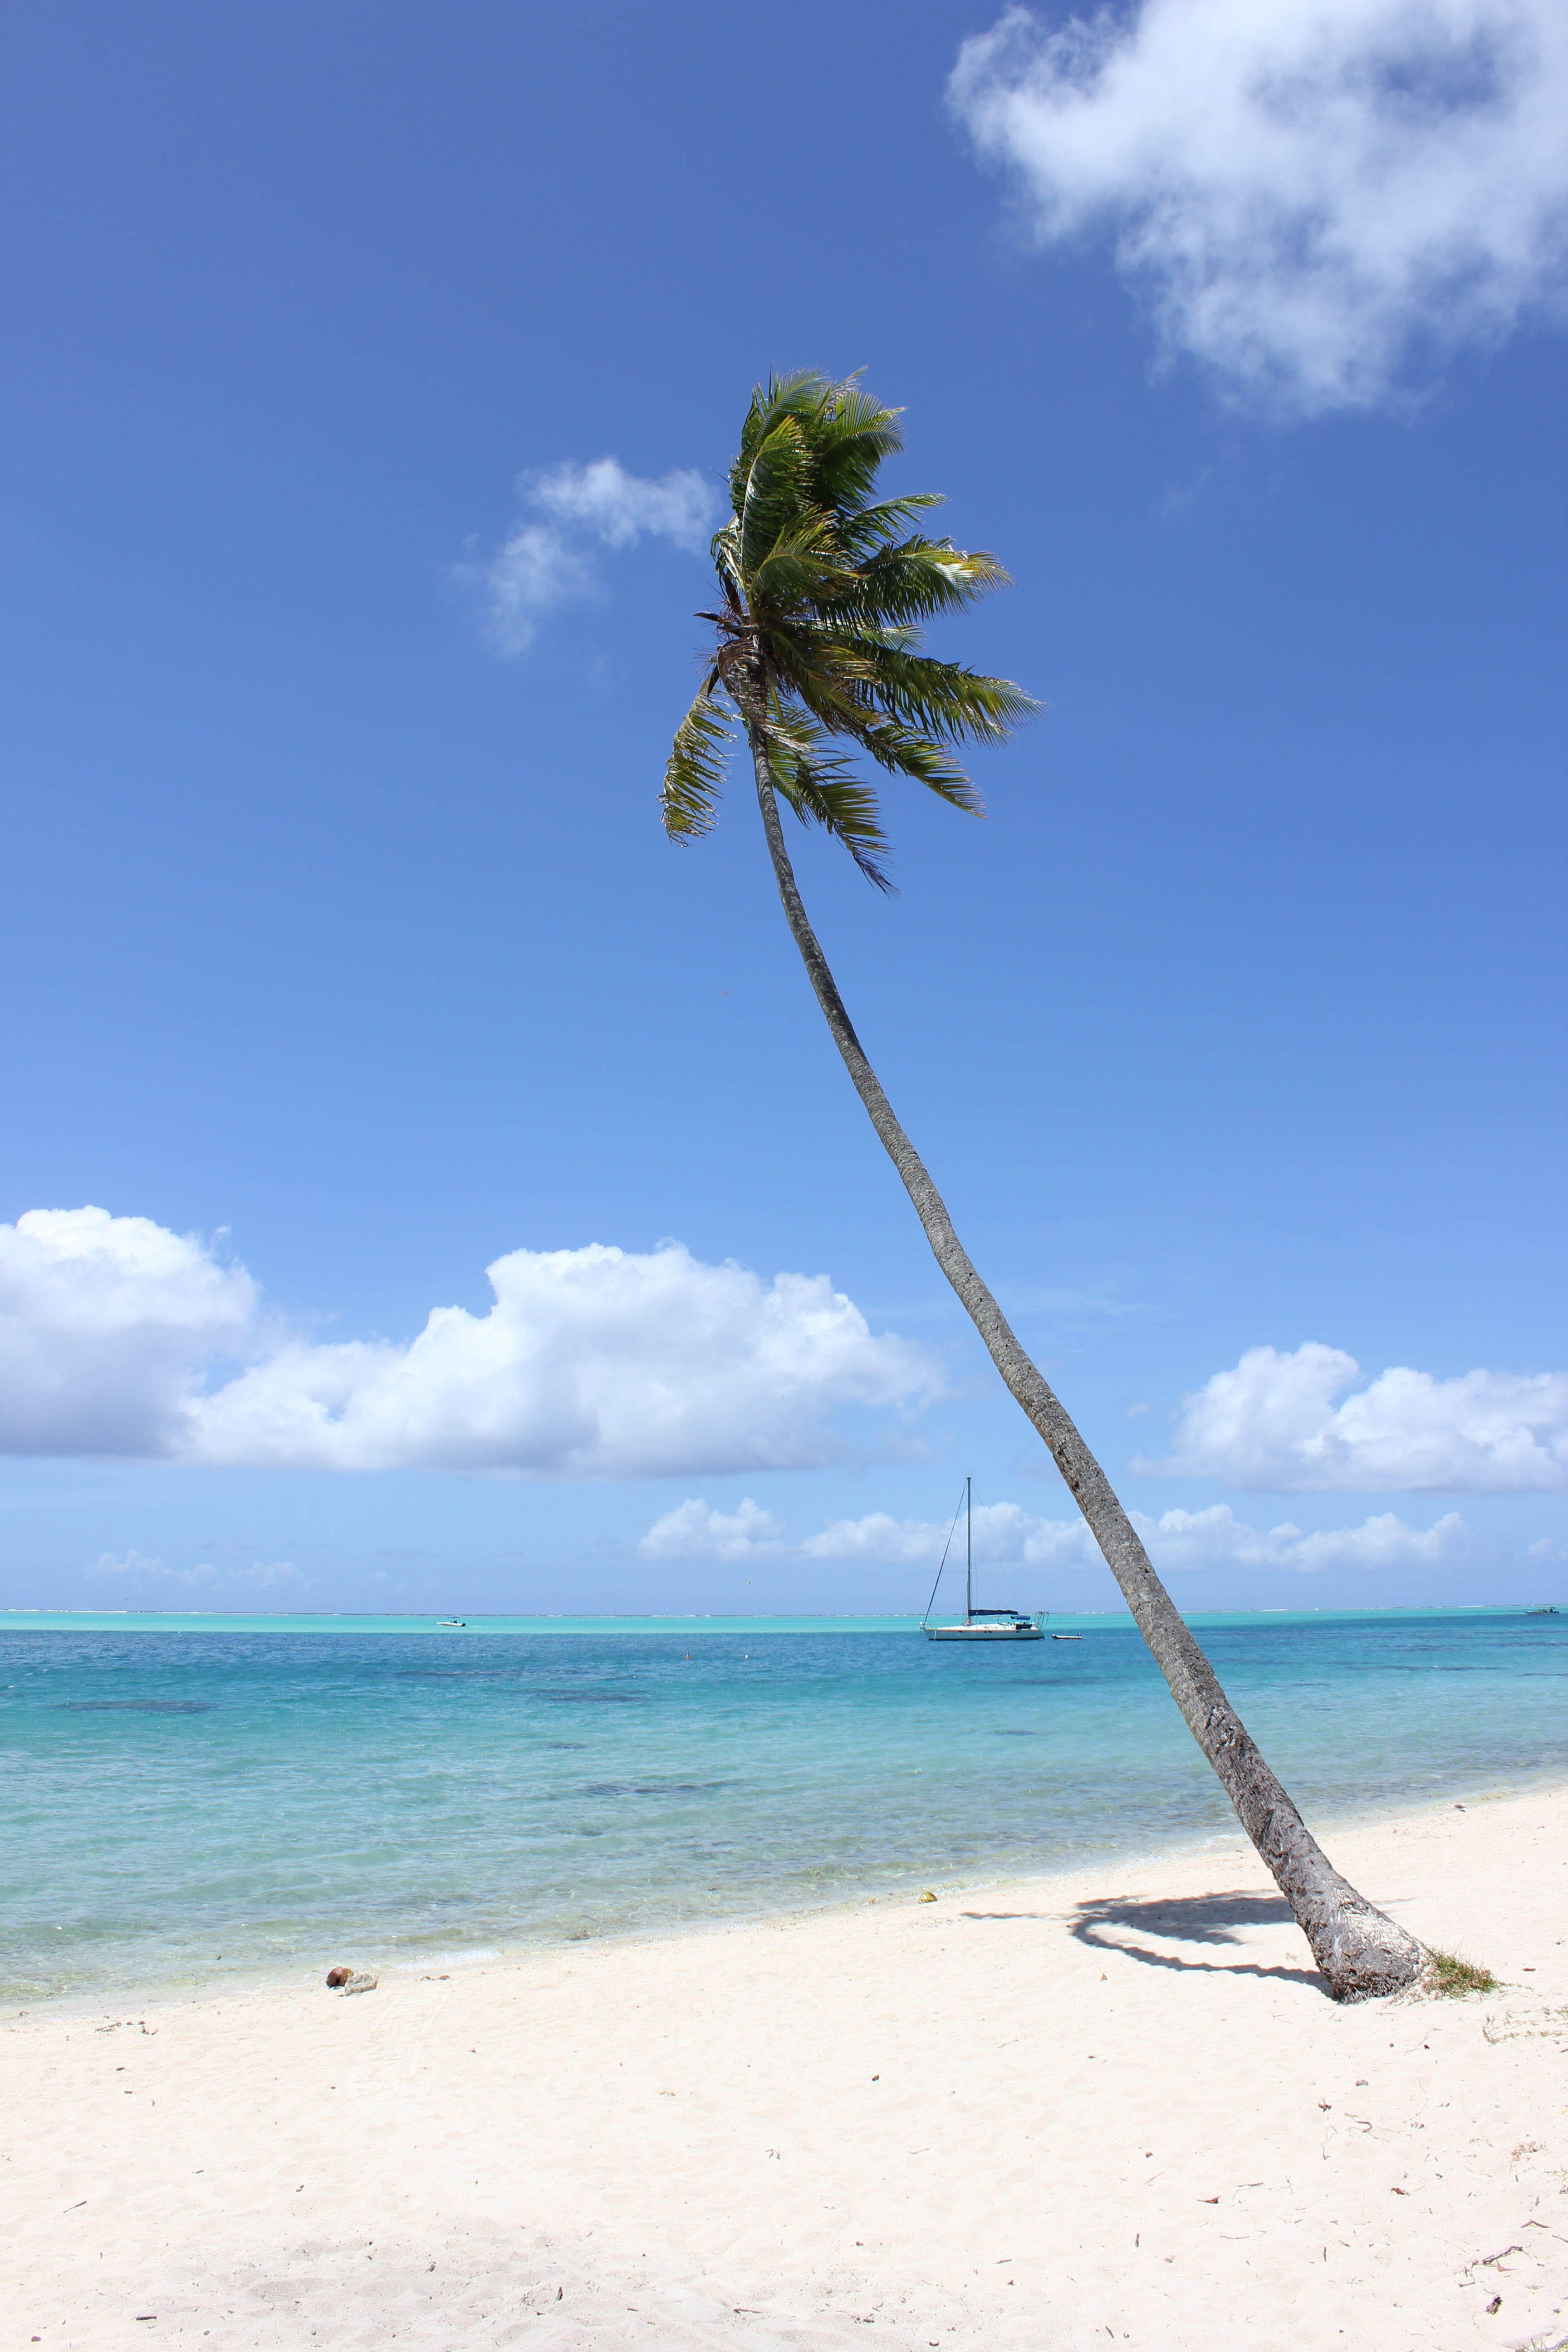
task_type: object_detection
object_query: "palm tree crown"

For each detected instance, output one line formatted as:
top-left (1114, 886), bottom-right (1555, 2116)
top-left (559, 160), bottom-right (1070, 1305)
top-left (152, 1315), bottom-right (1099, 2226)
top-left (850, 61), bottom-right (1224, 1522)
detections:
top-left (662, 370), bottom-right (1036, 888)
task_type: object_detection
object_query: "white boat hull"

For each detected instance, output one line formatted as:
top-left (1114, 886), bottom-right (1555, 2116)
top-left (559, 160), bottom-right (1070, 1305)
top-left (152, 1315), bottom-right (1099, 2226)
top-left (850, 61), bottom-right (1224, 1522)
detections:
top-left (924, 1620), bottom-right (1044, 1642)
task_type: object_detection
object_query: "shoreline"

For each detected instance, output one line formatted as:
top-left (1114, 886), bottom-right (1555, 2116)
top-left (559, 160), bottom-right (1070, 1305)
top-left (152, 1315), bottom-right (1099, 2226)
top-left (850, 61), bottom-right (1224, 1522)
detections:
top-left (8, 1783), bottom-right (1566, 2349)
top-left (13, 1759), bottom-right (1568, 2023)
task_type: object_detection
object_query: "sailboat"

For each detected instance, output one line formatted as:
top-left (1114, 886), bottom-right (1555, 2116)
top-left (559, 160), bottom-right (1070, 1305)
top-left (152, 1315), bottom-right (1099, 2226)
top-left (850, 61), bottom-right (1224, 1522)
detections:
top-left (921, 1478), bottom-right (1044, 1642)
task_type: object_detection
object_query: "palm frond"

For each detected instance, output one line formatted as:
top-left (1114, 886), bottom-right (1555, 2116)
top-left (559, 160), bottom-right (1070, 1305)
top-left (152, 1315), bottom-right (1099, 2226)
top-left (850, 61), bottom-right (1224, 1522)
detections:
top-left (834, 492), bottom-right (946, 555)
top-left (661, 686), bottom-right (732, 842)
top-left (766, 658), bottom-right (986, 818)
top-left (730, 373), bottom-right (910, 530)
top-left (709, 518), bottom-right (746, 605)
top-left (737, 416), bottom-right (812, 577)
top-left (811, 385), bottom-right (905, 517)
top-left (848, 713), bottom-right (985, 814)
top-left (730, 372), bottom-right (834, 518)
top-left (764, 701), bottom-right (895, 890)
top-left (833, 540), bottom-right (1012, 623)
top-left (758, 624), bottom-right (890, 727)
top-left (748, 510), bottom-right (848, 609)
top-left (784, 768), bottom-right (895, 892)
top-left (843, 647), bottom-right (1039, 744)
top-left (780, 688), bottom-right (983, 811)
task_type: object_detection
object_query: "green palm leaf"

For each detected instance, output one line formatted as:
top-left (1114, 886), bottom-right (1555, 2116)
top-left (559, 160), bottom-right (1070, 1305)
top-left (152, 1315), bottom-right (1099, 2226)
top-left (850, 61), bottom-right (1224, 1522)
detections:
top-left (764, 701), bottom-right (893, 889)
top-left (736, 418), bottom-right (812, 578)
top-left (661, 686), bottom-right (731, 842)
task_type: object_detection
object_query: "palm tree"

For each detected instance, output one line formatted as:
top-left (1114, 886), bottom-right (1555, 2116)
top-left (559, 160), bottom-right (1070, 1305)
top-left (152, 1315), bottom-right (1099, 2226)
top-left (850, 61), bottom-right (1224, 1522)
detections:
top-left (661, 369), bottom-right (1421, 2003)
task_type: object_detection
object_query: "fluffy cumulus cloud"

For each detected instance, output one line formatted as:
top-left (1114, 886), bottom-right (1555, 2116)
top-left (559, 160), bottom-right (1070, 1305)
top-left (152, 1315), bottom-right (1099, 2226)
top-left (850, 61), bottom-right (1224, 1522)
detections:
top-left (0, 1208), bottom-right (257, 1455)
top-left (1144, 1342), bottom-right (1568, 1491)
top-left (1138, 1501), bottom-right (1475, 1573)
top-left (639, 1491), bottom-right (1475, 1574)
top-left (0, 1209), bottom-right (938, 1477)
top-left (636, 1497), bottom-right (789, 1561)
top-left (462, 456), bottom-right (716, 653)
top-left (949, 0), bottom-right (1568, 412)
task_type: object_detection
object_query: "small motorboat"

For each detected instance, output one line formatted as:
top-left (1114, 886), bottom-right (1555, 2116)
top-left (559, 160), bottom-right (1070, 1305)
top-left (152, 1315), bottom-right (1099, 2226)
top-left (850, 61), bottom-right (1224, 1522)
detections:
top-left (1050, 1632), bottom-right (1083, 1641)
top-left (922, 1480), bottom-right (1044, 1642)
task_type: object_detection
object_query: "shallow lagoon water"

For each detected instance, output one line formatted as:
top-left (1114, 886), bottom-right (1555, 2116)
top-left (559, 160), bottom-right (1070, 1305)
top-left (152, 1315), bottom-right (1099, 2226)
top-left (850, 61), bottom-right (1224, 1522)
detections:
top-left (3, 1608), bottom-right (1563, 2005)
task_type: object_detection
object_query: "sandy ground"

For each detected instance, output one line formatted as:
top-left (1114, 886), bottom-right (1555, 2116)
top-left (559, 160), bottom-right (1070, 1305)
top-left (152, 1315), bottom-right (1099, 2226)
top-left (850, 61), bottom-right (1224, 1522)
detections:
top-left (5, 1787), bottom-right (1566, 2352)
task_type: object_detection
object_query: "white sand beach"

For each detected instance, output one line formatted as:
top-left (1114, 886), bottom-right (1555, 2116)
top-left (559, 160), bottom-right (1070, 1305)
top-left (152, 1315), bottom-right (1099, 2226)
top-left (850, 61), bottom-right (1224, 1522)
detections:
top-left (5, 1787), bottom-right (1565, 2352)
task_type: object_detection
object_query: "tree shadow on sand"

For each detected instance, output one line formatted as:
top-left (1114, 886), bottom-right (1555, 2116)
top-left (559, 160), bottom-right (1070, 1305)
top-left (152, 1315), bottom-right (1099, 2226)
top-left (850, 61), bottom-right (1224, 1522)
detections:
top-left (961, 1891), bottom-right (1330, 1994)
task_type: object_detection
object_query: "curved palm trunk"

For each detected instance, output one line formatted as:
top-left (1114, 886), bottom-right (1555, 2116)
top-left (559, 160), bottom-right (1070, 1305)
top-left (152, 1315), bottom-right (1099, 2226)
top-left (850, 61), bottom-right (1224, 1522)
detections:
top-left (747, 729), bottom-right (1419, 2002)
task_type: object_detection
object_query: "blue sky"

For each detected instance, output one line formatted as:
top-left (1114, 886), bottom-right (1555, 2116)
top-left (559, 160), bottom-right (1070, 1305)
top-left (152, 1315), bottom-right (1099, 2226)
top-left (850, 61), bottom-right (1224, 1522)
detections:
top-left (2, 0), bottom-right (1564, 1617)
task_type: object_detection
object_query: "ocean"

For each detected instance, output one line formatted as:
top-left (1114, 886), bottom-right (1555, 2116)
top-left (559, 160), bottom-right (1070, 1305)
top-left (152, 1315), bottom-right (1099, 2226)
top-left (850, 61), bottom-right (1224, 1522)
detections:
top-left (3, 1607), bottom-right (1563, 2008)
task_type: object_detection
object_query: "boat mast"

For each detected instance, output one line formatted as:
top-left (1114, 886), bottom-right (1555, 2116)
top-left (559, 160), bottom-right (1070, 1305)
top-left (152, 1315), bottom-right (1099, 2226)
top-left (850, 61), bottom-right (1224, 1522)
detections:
top-left (965, 1475), bottom-right (972, 1624)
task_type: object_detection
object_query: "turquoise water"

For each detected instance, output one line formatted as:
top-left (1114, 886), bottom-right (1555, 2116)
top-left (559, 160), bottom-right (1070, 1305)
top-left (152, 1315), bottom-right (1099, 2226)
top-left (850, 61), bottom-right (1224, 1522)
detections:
top-left (3, 1608), bottom-right (1563, 2007)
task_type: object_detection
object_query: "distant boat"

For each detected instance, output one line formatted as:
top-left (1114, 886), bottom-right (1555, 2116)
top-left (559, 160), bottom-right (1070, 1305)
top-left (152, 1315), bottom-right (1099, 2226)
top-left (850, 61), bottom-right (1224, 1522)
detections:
top-left (1527, 1605), bottom-right (1559, 1616)
top-left (1051, 1632), bottom-right (1083, 1641)
top-left (436, 1618), bottom-right (467, 1628)
top-left (922, 1478), bottom-right (1044, 1642)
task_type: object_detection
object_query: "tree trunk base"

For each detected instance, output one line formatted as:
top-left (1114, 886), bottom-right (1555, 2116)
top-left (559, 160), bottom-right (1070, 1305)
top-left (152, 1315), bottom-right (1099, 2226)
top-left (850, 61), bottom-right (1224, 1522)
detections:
top-left (1309, 1905), bottom-right (1424, 2003)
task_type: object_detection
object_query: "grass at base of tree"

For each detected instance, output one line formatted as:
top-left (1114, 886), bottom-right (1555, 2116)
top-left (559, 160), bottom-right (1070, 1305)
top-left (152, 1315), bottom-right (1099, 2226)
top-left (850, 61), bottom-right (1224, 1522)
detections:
top-left (1420, 1946), bottom-right (1499, 1998)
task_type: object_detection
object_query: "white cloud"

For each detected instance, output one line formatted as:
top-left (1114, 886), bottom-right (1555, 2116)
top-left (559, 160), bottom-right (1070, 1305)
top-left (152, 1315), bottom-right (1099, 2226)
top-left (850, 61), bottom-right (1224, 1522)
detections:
top-left (800, 1499), bottom-right (1097, 1566)
top-left (463, 456), bottom-right (717, 653)
top-left (796, 1510), bottom-right (952, 1566)
top-left (1138, 1500), bottom-right (1474, 1572)
top-left (1143, 1341), bottom-right (1568, 1491)
top-left (0, 1210), bottom-right (937, 1477)
top-left (638, 1490), bottom-right (1476, 1575)
top-left (639, 1505), bottom-right (1091, 1562)
top-left (87, 1549), bottom-right (304, 1593)
top-left (640, 1498), bottom-right (1097, 1566)
top-left (529, 458), bottom-right (715, 550)
top-left (950, 0), bottom-right (1568, 412)
top-left (474, 523), bottom-right (599, 653)
top-left (187, 1245), bottom-right (934, 1476)
top-left (0, 1208), bottom-right (256, 1456)
top-left (637, 1497), bottom-right (789, 1561)
top-left (86, 1548), bottom-right (168, 1581)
